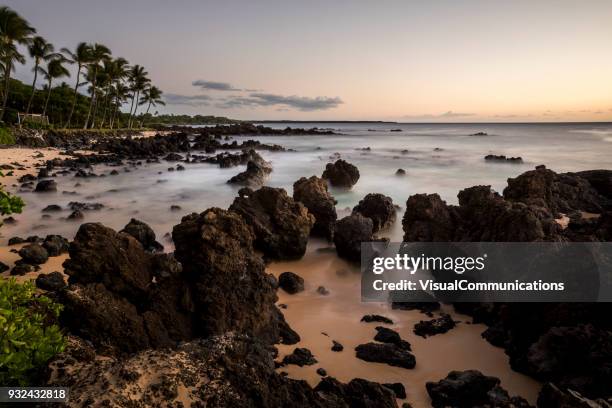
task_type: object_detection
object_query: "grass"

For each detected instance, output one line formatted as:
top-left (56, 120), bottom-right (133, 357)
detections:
top-left (0, 126), bottom-right (15, 145)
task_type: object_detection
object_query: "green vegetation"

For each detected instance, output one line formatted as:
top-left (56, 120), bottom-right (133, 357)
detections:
top-left (149, 114), bottom-right (241, 126)
top-left (0, 6), bottom-right (167, 129)
top-left (0, 126), bottom-right (15, 144)
top-left (0, 186), bottom-right (24, 218)
top-left (0, 279), bottom-right (65, 385)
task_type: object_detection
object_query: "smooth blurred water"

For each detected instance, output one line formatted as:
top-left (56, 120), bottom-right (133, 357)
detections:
top-left (5, 122), bottom-right (612, 244)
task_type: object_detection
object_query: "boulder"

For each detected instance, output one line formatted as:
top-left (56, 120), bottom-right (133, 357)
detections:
top-left (382, 383), bottom-right (406, 399)
top-left (34, 179), bottom-right (57, 192)
top-left (35, 272), bottom-right (67, 291)
top-left (121, 218), bottom-right (164, 252)
top-left (293, 176), bottom-right (337, 240)
top-left (333, 213), bottom-right (374, 262)
top-left (229, 187), bottom-right (314, 259)
top-left (354, 342), bottom-right (416, 369)
top-left (278, 271), bottom-right (305, 294)
top-left (227, 150), bottom-right (272, 187)
top-left (282, 348), bottom-right (317, 366)
top-left (537, 383), bottom-right (612, 408)
top-left (18, 243), bottom-right (49, 265)
top-left (373, 327), bottom-right (411, 350)
top-left (42, 235), bottom-right (69, 256)
top-left (361, 315), bottom-right (394, 324)
top-left (353, 193), bottom-right (397, 232)
top-left (413, 313), bottom-right (456, 338)
top-left (426, 370), bottom-right (533, 408)
top-left (322, 159), bottom-right (360, 188)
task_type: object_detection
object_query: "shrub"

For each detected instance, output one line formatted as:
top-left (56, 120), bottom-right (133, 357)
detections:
top-left (0, 278), bottom-right (65, 385)
top-left (0, 126), bottom-right (15, 145)
top-left (0, 186), bottom-right (25, 217)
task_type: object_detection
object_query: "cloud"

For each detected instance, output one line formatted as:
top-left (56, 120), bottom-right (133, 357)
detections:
top-left (403, 111), bottom-right (475, 120)
top-left (164, 93), bottom-right (212, 106)
top-left (192, 80), bottom-right (241, 91)
top-left (217, 93), bottom-right (343, 111)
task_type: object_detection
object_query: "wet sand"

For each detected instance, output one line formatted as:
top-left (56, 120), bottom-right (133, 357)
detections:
top-left (270, 240), bottom-right (541, 407)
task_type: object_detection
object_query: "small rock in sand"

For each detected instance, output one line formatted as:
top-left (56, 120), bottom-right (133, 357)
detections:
top-left (282, 348), bottom-right (317, 367)
top-left (278, 271), bottom-right (305, 294)
top-left (413, 313), bottom-right (457, 338)
top-left (36, 272), bottom-right (67, 291)
top-left (361, 315), bottom-right (394, 324)
top-left (18, 243), bottom-right (49, 264)
top-left (331, 340), bottom-right (344, 352)
top-left (383, 383), bottom-right (406, 399)
top-left (34, 179), bottom-right (57, 192)
top-left (316, 368), bottom-right (327, 377)
top-left (316, 286), bottom-right (330, 295)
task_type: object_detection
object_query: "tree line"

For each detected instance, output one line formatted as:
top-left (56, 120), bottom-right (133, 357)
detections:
top-left (0, 6), bottom-right (165, 129)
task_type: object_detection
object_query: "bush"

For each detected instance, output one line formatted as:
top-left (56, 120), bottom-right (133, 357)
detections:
top-left (0, 126), bottom-right (15, 145)
top-left (0, 186), bottom-right (25, 217)
top-left (0, 278), bottom-right (65, 385)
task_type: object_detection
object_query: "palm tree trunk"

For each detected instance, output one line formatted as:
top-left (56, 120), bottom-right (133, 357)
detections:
top-left (99, 85), bottom-right (111, 129)
top-left (25, 62), bottom-right (39, 116)
top-left (129, 91), bottom-right (140, 129)
top-left (83, 67), bottom-right (98, 129)
top-left (127, 92), bottom-right (136, 128)
top-left (42, 79), bottom-right (52, 117)
top-left (64, 65), bottom-right (81, 128)
top-left (141, 100), bottom-right (152, 127)
top-left (0, 60), bottom-right (13, 122)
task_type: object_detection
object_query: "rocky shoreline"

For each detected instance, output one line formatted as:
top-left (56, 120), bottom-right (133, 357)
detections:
top-left (1, 127), bottom-right (611, 407)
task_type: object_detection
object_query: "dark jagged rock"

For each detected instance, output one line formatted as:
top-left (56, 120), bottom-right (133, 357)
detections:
top-left (426, 370), bottom-right (533, 408)
top-left (42, 235), bottom-right (69, 256)
top-left (573, 170), bottom-right (612, 199)
top-left (35, 272), bottom-right (67, 291)
top-left (374, 327), bottom-right (411, 350)
top-left (355, 342), bottom-right (416, 369)
top-left (395, 169), bottom-right (406, 176)
top-left (278, 271), bottom-right (305, 294)
top-left (322, 159), bottom-right (360, 188)
top-left (68, 201), bottom-right (104, 211)
top-left (332, 340), bottom-right (344, 352)
top-left (8, 237), bottom-right (25, 245)
top-left (333, 213), bottom-right (375, 262)
top-left (121, 218), bottom-right (164, 252)
top-left (537, 382), bottom-right (612, 408)
top-left (503, 166), bottom-right (604, 215)
top-left (34, 179), bottom-right (57, 192)
top-left (282, 348), bottom-right (317, 366)
top-left (11, 263), bottom-right (33, 275)
top-left (316, 368), bottom-right (327, 377)
top-left (229, 187), bottom-right (314, 259)
top-left (227, 150), bottom-right (272, 187)
top-left (382, 383), bottom-right (406, 399)
top-left (0, 261), bottom-right (8, 273)
top-left (163, 153), bottom-right (184, 161)
top-left (484, 154), bottom-right (523, 163)
top-left (353, 193), bottom-right (397, 232)
top-left (18, 174), bottom-right (37, 183)
top-left (18, 243), bottom-right (49, 265)
top-left (361, 315), bottom-right (394, 324)
top-left (413, 313), bottom-right (456, 338)
top-left (314, 377), bottom-right (397, 408)
top-left (403, 193), bottom-right (457, 242)
top-left (293, 176), bottom-right (337, 240)
top-left (67, 210), bottom-right (84, 220)
top-left (42, 204), bottom-right (62, 212)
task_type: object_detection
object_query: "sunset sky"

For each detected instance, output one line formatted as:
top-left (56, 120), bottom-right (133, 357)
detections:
top-left (6, 0), bottom-right (612, 122)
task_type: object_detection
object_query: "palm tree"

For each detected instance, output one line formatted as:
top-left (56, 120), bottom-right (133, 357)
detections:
top-left (0, 6), bottom-right (36, 121)
top-left (139, 85), bottom-right (164, 126)
top-left (25, 36), bottom-right (56, 115)
top-left (98, 57), bottom-right (128, 128)
top-left (61, 42), bottom-right (91, 128)
top-left (126, 64), bottom-right (149, 128)
top-left (82, 43), bottom-right (110, 129)
top-left (110, 81), bottom-right (129, 129)
top-left (40, 57), bottom-right (69, 117)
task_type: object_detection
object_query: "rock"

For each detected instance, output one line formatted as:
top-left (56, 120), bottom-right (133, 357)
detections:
top-left (8, 237), bottom-right (25, 245)
top-left (470, 132), bottom-right (488, 136)
top-left (282, 348), bottom-right (317, 366)
top-left (67, 210), bottom-right (84, 220)
top-left (0, 261), bottom-right (8, 273)
top-left (11, 263), bottom-right (33, 275)
top-left (164, 153), bottom-right (184, 161)
top-left (402, 193), bottom-right (456, 242)
top-left (573, 170), bottom-right (612, 199)
top-left (18, 243), bottom-right (49, 264)
top-left (278, 271), bottom-right (305, 294)
top-left (48, 333), bottom-right (398, 408)
top-left (42, 235), bottom-right (70, 256)
top-left (333, 213), bottom-right (374, 262)
top-left (35, 272), bottom-right (67, 291)
top-left (373, 326), bottom-right (411, 350)
top-left (229, 187), bottom-right (314, 259)
top-left (395, 169), bottom-right (406, 176)
top-left (42, 204), bottom-right (62, 212)
top-left (484, 154), bottom-right (523, 163)
top-left (413, 313), bottom-right (456, 338)
top-left (382, 383), bottom-right (406, 399)
top-left (503, 166), bottom-right (604, 215)
top-left (355, 342), bottom-right (416, 369)
top-left (170, 205), bottom-right (181, 211)
top-left (426, 370), bottom-right (533, 408)
top-left (293, 176), bottom-right (337, 240)
top-left (68, 201), bottom-right (104, 211)
top-left (316, 368), bottom-right (327, 377)
top-left (361, 315), bottom-right (394, 324)
top-left (34, 179), bottom-right (57, 192)
top-left (18, 174), bottom-right (37, 183)
top-left (316, 286), bottom-right (330, 295)
top-left (121, 218), bottom-right (164, 252)
top-left (2, 216), bottom-right (17, 225)
top-left (110, 169), bottom-right (119, 175)
top-left (537, 382), bottom-right (612, 408)
top-left (322, 159), bottom-right (360, 188)
top-left (353, 193), bottom-right (397, 232)
top-left (332, 340), bottom-right (344, 352)
top-left (227, 150), bottom-right (272, 187)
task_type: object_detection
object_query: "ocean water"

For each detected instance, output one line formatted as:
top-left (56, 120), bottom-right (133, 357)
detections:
top-left (4, 122), bottom-right (612, 244)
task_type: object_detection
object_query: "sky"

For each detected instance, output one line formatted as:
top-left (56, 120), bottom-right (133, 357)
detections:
top-left (5, 0), bottom-right (612, 122)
